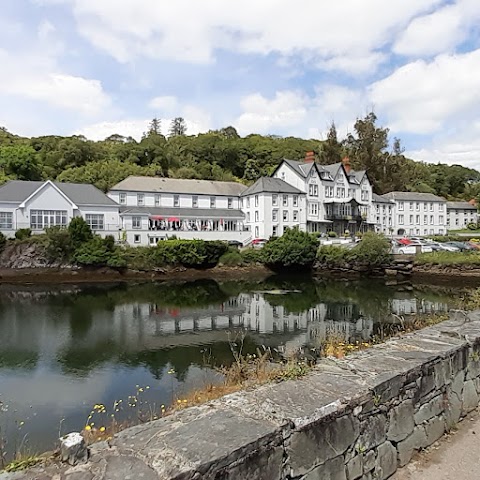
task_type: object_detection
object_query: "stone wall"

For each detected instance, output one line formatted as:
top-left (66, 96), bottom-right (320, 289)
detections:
top-left (314, 258), bottom-right (413, 278)
top-left (5, 311), bottom-right (480, 480)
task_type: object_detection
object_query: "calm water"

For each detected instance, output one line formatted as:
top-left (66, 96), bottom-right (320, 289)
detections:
top-left (0, 276), bottom-right (467, 456)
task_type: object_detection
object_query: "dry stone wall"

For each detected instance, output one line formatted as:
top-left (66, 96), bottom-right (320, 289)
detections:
top-left (5, 311), bottom-right (480, 480)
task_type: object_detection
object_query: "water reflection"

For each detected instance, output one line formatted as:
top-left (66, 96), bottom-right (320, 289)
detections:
top-left (0, 278), bottom-right (459, 455)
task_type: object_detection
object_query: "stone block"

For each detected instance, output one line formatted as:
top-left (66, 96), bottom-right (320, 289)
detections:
top-left (414, 395), bottom-right (443, 425)
top-left (375, 441), bottom-right (397, 480)
top-left (346, 455), bottom-right (363, 480)
top-left (60, 432), bottom-right (88, 466)
top-left (462, 379), bottom-right (479, 415)
top-left (223, 444), bottom-right (283, 480)
top-left (396, 426), bottom-right (427, 467)
top-left (288, 415), bottom-right (359, 477)
top-left (445, 372), bottom-right (464, 429)
top-left (424, 416), bottom-right (445, 446)
top-left (434, 359), bottom-right (452, 389)
top-left (303, 456), bottom-right (346, 480)
top-left (387, 401), bottom-right (414, 442)
top-left (103, 456), bottom-right (157, 480)
top-left (363, 450), bottom-right (375, 474)
top-left (466, 356), bottom-right (480, 380)
top-left (357, 414), bottom-right (387, 451)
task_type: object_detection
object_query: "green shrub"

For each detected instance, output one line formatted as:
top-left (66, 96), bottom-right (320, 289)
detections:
top-left (327, 231), bottom-right (337, 238)
top-left (44, 226), bottom-right (73, 260)
top-left (72, 236), bottom-right (125, 269)
top-left (218, 250), bottom-right (243, 266)
top-left (68, 216), bottom-right (93, 247)
top-left (349, 232), bottom-right (391, 266)
top-left (467, 222), bottom-right (479, 231)
top-left (262, 228), bottom-right (318, 270)
top-left (416, 251), bottom-right (480, 266)
top-left (316, 245), bottom-right (349, 263)
top-left (240, 248), bottom-right (264, 264)
top-left (15, 228), bottom-right (32, 240)
top-left (0, 232), bottom-right (6, 251)
top-left (429, 235), bottom-right (480, 242)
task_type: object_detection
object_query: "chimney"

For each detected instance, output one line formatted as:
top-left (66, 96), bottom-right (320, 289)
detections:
top-left (469, 199), bottom-right (477, 206)
top-left (342, 156), bottom-right (351, 174)
top-left (305, 151), bottom-right (315, 163)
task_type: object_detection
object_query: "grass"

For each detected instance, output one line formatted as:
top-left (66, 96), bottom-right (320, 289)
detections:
top-left (3, 455), bottom-right (43, 473)
top-left (448, 229), bottom-right (480, 234)
top-left (416, 251), bottom-right (480, 266)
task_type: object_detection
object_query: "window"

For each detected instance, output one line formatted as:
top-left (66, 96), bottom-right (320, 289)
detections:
top-left (309, 184), bottom-right (318, 196)
top-left (430, 229), bottom-right (434, 235)
top-left (399, 215), bottom-right (404, 225)
top-left (281, 172), bottom-right (286, 181)
top-left (85, 214), bottom-right (104, 231)
top-left (325, 186), bottom-right (334, 198)
top-left (388, 206), bottom-right (392, 214)
top-left (439, 204), bottom-right (444, 212)
top-left (423, 203), bottom-right (427, 211)
top-left (272, 225), bottom-right (278, 237)
top-left (228, 197), bottom-right (233, 209)
top-left (409, 215), bottom-right (414, 224)
top-left (455, 218), bottom-right (459, 226)
top-left (134, 234), bottom-right (141, 244)
top-left (293, 210), bottom-right (298, 222)
top-left (174, 195), bottom-right (180, 207)
top-left (416, 202), bottom-right (420, 211)
top-left (410, 202), bottom-right (414, 211)
top-left (246, 212), bottom-right (250, 222)
top-left (430, 215), bottom-right (434, 224)
top-left (154, 194), bottom-right (160, 207)
top-left (424, 215), bottom-right (428, 225)
top-left (272, 194), bottom-right (278, 206)
top-left (309, 203), bottom-right (318, 216)
top-left (31, 210), bottom-right (67, 230)
top-left (283, 210), bottom-right (288, 221)
top-left (283, 195), bottom-right (288, 206)
top-left (429, 203), bottom-right (434, 211)
top-left (0, 212), bottom-right (13, 229)
top-left (293, 195), bottom-right (298, 207)
top-left (416, 215), bottom-right (420, 224)
top-left (254, 195), bottom-right (259, 207)
top-left (272, 210), bottom-right (278, 222)
top-left (361, 190), bottom-right (369, 201)
top-left (255, 211), bottom-right (259, 222)
top-left (132, 216), bottom-right (141, 229)
top-left (348, 189), bottom-right (354, 198)
top-left (255, 226), bottom-right (259, 237)
top-left (439, 215), bottom-right (444, 224)
top-left (210, 197), bottom-right (216, 208)
top-left (137, 194), bottom-right (144, 206)
top-left (398, 202), bottom-right (404, 211)
top-left (192, 196), bottom-right (198, 208)
top-left (119, 193), bottom-right (126, 205)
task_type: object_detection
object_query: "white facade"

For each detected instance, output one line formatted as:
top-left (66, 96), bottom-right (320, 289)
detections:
top-left (373, 194), bottom-right (395, 235)
top-left (382, 192), bottom-right (447, 236)
top-left (0, 180), bottom-right (120, 238)
top-left (446, 202), bottom-right (478, 230)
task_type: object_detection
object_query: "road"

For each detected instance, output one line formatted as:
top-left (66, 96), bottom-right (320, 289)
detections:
top-left (392, 409), bottom-right (480, 480)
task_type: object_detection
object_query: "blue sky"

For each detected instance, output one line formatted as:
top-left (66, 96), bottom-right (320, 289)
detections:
top-left (1, 0), bottom-right (480, 169)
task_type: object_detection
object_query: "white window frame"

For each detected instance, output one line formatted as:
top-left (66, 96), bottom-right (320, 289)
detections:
top-left (272, 194), bottom-right (278, 206)
top-left (398, 202), bottom-right (404, 211)
top-left (283, 195), bottom-right (288, 206)
top-left (31, 210), bottom-right (68, 230)
top-left (272, 210), bottom-right (278, 222)
top-left (132, 216), bottom-right (141, 229)
top-left (293, 195), bottom-right (298, 207)
top-left (0, 212), bottom-right (13, 229)
top-left (283, 210), bottom-right (288, 221)
top-left (85, 214), bottom-right (104, 231)
top-left (174, 195), bottom-right (180, 207)
top-left (134, 234), bottom-right (141, 244)
top-left (293, 210), bottom-right (298, 222)
top-left (137, 194), bottom-right (144, 206)
top-left (192, 196), bottom-right (198, 208)
top-left (154, 194), bottom-right (160, 207)
top-left (119, 193), bottom-right (126, 205)
top-left (228, 197), bottom-right (233, 209)
top-left (210, 197), bottom-right (216, 208)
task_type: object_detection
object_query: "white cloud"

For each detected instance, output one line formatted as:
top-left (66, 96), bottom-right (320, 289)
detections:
top-left (148, 95), bottom-right (178, 112)
top-left (394, 0), bottom-right (480, 57)
top-left (45, 0), bottom-right (442, 73)
top-left (369, 49), bottom-right (480, 134)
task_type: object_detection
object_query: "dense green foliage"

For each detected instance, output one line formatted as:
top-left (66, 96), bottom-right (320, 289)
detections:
top-left (15, 228), bottom-right (32, 240)
top-left (68, 216), bottom-right (93, 247)
top-left (416, 251), bottom-right (480, 266)
top-left (73, 235), bottom-right (127, 268)
top-left (428, 235), bottom-right (480, 242)
top-left (317, 232), bottom-right (392, 267)
top-left (0, 232), bottom-right (6, 251)
top-left (262, 228), bottom-right (318, 270)
top-left (1, 116), bottom-right (479, 199)
top-left (218, 250), bottom-right (244, 266)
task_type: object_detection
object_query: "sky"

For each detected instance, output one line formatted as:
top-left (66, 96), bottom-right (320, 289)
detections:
top-left (1, 0), bottom-right (480, 169)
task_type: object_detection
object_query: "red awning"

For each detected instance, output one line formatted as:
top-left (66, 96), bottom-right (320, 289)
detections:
top-left (168, 217), bottom-right (180, 222)
top-left (150, 215), bottom-right (164, 220)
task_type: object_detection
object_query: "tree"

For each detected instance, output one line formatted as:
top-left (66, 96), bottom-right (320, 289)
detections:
top-left (169, 117), bottom-right (187, 137)
top-left (68, 216), bottom-right (93, 247)
top-left (147, 118), bottom-right (162, 136)
top-left (319, 122), bottom-right (343, 165)
top-left (262, 228), bottom-right (318, 270)
top-left (0, 145), bottom-right (42, 180)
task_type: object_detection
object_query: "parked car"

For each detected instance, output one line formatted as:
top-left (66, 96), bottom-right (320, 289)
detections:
top-left (408, 241), bottom-right (433, 253)
top-left (444, 241), bottom-right (476, 251)
top-left (426, 241), bottom-right (459, 252)
top-left (391, 240), bottom-right (416, 255)
top-left (227, 240), bottom-right (243, 248)
top-left (251, 238), bottom-right (267, 249)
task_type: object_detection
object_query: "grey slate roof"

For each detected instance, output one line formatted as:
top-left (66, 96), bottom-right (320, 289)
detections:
top-left (120, 206), bottom-right (245, 219)
top-left (283, 159), bottom-right (308, 177)
top-left (382, 192), bottom-right (446, 202)
top-left (0, 180), bottom-right (117, 206)
top-left (447, 201), bottom-right (478, 210)
top-left (110, 176), bottom-right (247, 196)
top-left (372, 193), bottom-right (394, 204)
top-left (240, 177), bottom-right (303, 196)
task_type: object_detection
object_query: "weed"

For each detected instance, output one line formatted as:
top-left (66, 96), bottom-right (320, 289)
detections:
top-left (4, 455), bottom-right (43, 473)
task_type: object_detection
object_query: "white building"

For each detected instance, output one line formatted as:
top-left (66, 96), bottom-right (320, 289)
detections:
top-left (241, 177), bottom-right (306, 239)
top-left (381, 192), bottom-right (447, 236)
top-left (108, 176), bottom-right (249, 246)
top-left (0, 180), bottom-right (120, 238)
top-left (270, 157), bottom-right (376, 235)
top-left (446, 201), bottom-right (478, 230)
top-left (373, 193), bottom-right (395, 235)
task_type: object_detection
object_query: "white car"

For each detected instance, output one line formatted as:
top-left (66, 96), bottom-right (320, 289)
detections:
top-left (391, 241), bottom-right (416, 255)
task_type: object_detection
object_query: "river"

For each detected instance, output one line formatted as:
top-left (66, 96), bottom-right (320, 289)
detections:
top-left (0, 275), bottom-right (469, 458)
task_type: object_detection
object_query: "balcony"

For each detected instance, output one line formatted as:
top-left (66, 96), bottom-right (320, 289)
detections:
top-left (325, 213), bottom-right (364, 222)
